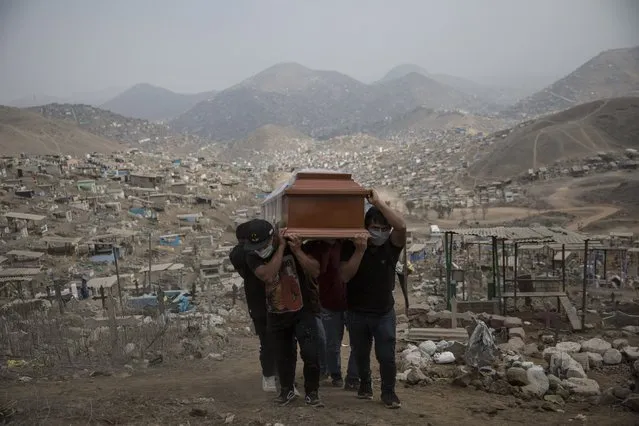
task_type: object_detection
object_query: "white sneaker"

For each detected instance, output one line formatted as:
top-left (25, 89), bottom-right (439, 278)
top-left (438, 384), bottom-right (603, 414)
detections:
top-left (262, 376), bottom-right (277, 392)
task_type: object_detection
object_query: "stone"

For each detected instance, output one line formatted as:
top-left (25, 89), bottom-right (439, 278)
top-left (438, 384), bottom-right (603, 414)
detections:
top-left (541, 335), bottom-right (555, 345)
top-left (446, 341), bottom-right (467, 362)
top-left (549, 352), bottom-right (587, 379)
top-left (509, 327), bottom-right (526, 340)
top-left (504, 317), bottom-right (523, 328)
top-left (634, 360), bottom-right (639, 375)
top-left (622, 325), bottom-right (639, 335)
top-left (563, 377), bottom-right (601, 396)
top-left (521, 366), bottom-right (550, 398)
top-left (544, 394), bottom-right (565, 406)
top-left (206, 353), bottom-right (224, 361)
top-left (543, 347), bottom-right (561, 362)
top-left (547, 374), bottom-right (562, 391)
top-left (506, 367), bottom-right (529, 386)
top-left (555, 341), bottom-right (581, 353)
top-left (406, 367), bottom-right (427, 385)
top-left (500, 337), bottom-right (525, 353)
top-left (587, 352), bottom-right (603, 369)
top-left (436, 340), bottom-right (450, 351)
top-left (621, 346), bottom-right (639, 361)
top-left (612, 338), bottom-right (629, 349)
top-left (418, 340), bottom-right (437, 357)
top-left (523, 343), bottom-right (540, 357)
top-left (581, 338), bottom-right (612, 355)
top-left (612, 386), bottom-right (631, 400)
top-left (570, 352), bottom-right (590, 372)
top-left (451, 366), bottom-right (472, 388)
top-left (623, 395), bottom-right (639, 413)
top-left (489, 315), bottom-right (506, 329)
top-left (602, 348), bottom-right (622, 365)
top-left (124, 343), bottom-right (136, 355)
top-left (521, 361), bottom-right (534, 370)
top-left (396, 314), bottom-right (409, 324)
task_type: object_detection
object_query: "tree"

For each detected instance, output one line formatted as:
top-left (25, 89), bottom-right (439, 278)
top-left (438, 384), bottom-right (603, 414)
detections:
top-left (481, 203), bottom-right (489, 220)
top-left (405, 200), bottom-right (416, 216)
top-left (470, 203), bottom-right (478, 220)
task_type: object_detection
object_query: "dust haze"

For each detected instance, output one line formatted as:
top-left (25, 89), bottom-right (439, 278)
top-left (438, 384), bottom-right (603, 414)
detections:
top-left (1, 0), bottom-right (638, 103)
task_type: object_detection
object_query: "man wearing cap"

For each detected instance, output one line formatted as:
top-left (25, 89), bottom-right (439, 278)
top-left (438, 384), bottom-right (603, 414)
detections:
top-left (229, 219), bottom-right (279, 393)
top-left (244, 219), bottom-right (324, 407)
top-left (339, 189), bottom-right (406, 409)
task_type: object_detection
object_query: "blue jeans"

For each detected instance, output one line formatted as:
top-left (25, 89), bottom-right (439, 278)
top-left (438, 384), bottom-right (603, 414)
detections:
top-left (320, 308), bottom-right (358, 381)
top-left (347, 309), bottom-right (396, 394)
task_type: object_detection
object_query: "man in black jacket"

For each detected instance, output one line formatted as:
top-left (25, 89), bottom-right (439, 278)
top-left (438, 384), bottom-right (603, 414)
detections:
top-left (229, 220), bottom-right (279, 393)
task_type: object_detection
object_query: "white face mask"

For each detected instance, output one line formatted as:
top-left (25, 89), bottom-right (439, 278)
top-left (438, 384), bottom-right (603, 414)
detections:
top-left (256, 244), bottom-right (274, 259)
top-left (369, 229), bottom-right (390, 246)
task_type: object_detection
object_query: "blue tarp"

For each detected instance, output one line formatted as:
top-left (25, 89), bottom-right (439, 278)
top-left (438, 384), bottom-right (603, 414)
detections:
top-left (159, 235), bottom-right (181, 246)
top-left (90, 253), bottom-right (115, 263)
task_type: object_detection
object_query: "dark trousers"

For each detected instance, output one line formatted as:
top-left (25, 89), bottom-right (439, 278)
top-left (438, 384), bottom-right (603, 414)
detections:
top-left (269, 311), bottom-right (320, 395)
top-left (252, 315), bottom-right (277, 377)
top-left (320, 308), bottom-right (358, 381)
top-left (348, 309), bottom-right (397, 394)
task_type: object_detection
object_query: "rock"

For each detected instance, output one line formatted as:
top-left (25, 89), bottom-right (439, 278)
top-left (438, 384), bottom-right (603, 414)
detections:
top-left (500, 337), bottom-right (525, 353)
top-left (406, 367), bottom-right (427, 385)
top-left (541, 335), bottom-right (555, 345)
top-left (506, 367), bottom-right (529, 386)
top-left (489, 315), bottom-right (506, 329)
top-left (634, 360), bottom-right (639, 375)
top-left (543, 347), bottom-right (561, 362)
top-left (521, 361), bottom-right (534, 370)
top-left (547, 374), bottom-right (562, 390)
top-left (587, 352), bottom-right (603, 369)
top-left (622, 325), bottom-right (639, 335)
top-left (403, 349), bottom-right (429, 369)
top-left (451, 366), bottom-right (472, 388)
top-left (581, 338), bottom-right (612, 355)
top-left (549, 352), bottom-right (587, 379)
top-left (621, 346), bottom-right (639, 361)
top-left (509, 327), bottom-right (526, 340)
top-left (225, 414), bottom-right (235, 423)
top-left (124, 343), bottom-right (136, 355)
top-left (436, 340), bottom-right (450, 351)
top-left (523, 343), bottom-right (540, 357)
top-left (612, 338), bottom-right (629, 350)
top-left (418, 340), bottom-right (437, 357)
top-left (563, 378), bottom-right (601, 396)
top-left (570, 352), bottom-right (590, 372)
top-left (434, 351), bottom-right (455, 364)
top-left (504, 317), bottom-right (523, 328)
top-left (521, 366), bottom-right (550, 398)
top-left (622, 395), bottom-right (639, 413)
top-left (446, 341), bottom-right (467, 362)
top-left (544, 394), bottom-right (565, 406)
top-left (602, 348), bottom-right (622, 365)
top-left (612, 386), bottom-right (631, 400)
top-left (206, 353), bottom-right (224, 361)
top-left (556, 341), bottom-right (581, 353)
top-left (556, 385), bottom-right (571, 400)
top-left (396, 314), bottom-right (409, 324)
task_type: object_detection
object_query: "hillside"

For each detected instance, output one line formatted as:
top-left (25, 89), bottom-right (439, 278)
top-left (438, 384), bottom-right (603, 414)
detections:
top-left (101, 83), bottom-right (217, 121)
top-left (379, 64), bottom-right (530, 106)
top-left (0, 106), bottom-right (124, 155)
top-left (219, 124), bottom-right (314, 160)
top-left (356, 106), bottom-right (508, 139)
top-left (169, 62), bottom-right (489, 140)
top-left (469, 97), bottom-right (639, 180)
top-left (504, 46), bottom-right (639, 118)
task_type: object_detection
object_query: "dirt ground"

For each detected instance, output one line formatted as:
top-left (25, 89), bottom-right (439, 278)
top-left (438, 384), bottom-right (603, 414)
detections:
top-left (3, 332), bottom-right (638, 426)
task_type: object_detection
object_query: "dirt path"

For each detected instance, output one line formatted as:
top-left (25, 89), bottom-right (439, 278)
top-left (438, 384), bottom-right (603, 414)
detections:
top-left (2, 335), bottom-right (636, 426)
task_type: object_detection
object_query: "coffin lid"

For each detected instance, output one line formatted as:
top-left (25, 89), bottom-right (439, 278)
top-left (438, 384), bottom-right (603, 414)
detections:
top-left (262, 168), bottom-right (367, 203)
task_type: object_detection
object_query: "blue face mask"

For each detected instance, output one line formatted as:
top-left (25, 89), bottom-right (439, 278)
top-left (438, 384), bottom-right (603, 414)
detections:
top-left (368, 229), bottom-right (390, 246)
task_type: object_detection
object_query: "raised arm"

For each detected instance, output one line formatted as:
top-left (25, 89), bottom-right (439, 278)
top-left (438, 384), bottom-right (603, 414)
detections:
top-left (252, 231), bottom-right (287, 284)
top-left (339, 234), bottom-right (368, 283)
top-left (368, 190), bottom-right (406, 247)
top-left (288, 234), bottom-right (320, 278)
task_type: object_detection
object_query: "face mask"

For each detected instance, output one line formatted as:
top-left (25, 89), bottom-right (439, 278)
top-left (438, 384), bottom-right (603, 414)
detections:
top-left (368, 229), bottom-right (390, 246)
top-left (256, 244), bottom-right (274, 259)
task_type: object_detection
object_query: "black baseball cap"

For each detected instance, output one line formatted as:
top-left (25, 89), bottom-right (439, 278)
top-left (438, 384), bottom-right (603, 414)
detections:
top-left (244, 219), bottom-right (275, 251)
top-left (236, 219), bottom-right (257, 242)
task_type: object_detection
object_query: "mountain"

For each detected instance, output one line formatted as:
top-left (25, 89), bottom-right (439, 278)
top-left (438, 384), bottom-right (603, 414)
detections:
top-left (379, 64), bottom-right (530, 106)
top-left (26, 103), bottom-right (209, 152)
top-left (503, 46), bottom-right (639, 118)
top-left (0, 105), bottom-right (124, 155)
top-left (469, 97), bottom-right (639, 180)
top-left (219, 124), bottom-right (314, 160)
top-left (6, 87), bottom-right (125, 108)
top-left (7, 94), bottom-right (68, 108)
top-left (356, 106), bottom-right (508, 139)
top-left (101, 83), bottom-right (217, 121)
top-left (170, 62), bottom-right (486, 140)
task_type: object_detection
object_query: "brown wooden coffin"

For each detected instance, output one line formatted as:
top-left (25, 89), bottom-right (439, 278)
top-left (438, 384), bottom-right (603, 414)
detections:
top-left (280, 172), bottom-right (370, 238)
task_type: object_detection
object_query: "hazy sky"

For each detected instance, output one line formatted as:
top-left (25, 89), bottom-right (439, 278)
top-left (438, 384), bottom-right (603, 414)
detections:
top-left (1, 0), bottom-right (638, 103)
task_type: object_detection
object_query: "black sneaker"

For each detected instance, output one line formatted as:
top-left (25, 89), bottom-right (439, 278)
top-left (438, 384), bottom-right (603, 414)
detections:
top-left (305, 391), bottom-right (325, 407)
top-left (344, 378), bottom-right (360, 391)
top-left (357, 382), bottom-right (373, 400)
top-left (381, 391), bottom-right (401, 409)
top-left (331, 376), bottom-right (344, 388)
top-left (274, 388), bottom-right (297, 406)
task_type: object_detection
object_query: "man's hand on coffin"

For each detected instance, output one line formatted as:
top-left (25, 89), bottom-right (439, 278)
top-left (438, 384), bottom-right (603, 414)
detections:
top-left (353, 233), bottom-right (369, 252)
top-left (366, 189), bottom-right (383, 207)
top-left (277, 228), bottom-right (287, 247)
top-left (286, 233), bottom-right (302, 251)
